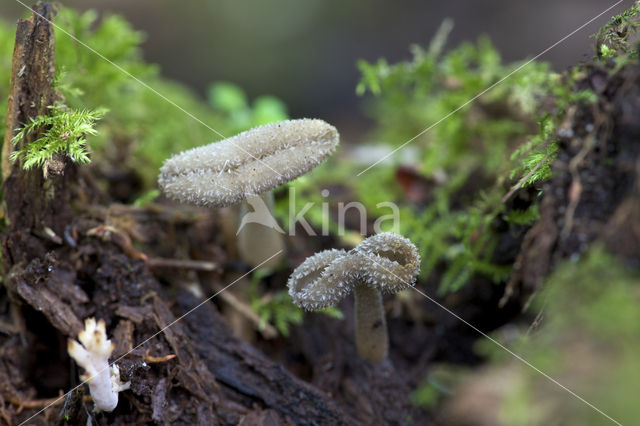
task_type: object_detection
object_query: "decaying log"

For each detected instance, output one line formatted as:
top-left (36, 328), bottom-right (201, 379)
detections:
top-left (175, 289), bottom-right (357, 425)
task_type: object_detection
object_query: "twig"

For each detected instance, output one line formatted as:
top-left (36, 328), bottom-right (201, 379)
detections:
top-left (7, 395), bottom-right (92, 413)
top-left (148, 257), bottom-right (218, 271)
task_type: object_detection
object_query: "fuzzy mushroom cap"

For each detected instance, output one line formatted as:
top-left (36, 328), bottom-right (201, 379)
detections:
top-left (352, 232), bottom-right (421, 293)
top-left (288, 233), bottom-right (420, 310)
top-left (158, 119), bottom-right (339, 207)
top-left (288, 249), bottom-right (351, 310)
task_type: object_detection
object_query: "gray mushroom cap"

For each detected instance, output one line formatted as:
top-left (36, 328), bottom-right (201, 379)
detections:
top-left (288, 233), bottom-right (421, 310)
top-left (158, 118), bottom-right (339, 208)
top-left (287, 249), bottom-right (351, 310)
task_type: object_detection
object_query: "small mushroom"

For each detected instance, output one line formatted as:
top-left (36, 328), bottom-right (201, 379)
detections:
top-left (158, 118), bottom-right (339, 269)
top-left (288, 232), bottom-right (420, 362)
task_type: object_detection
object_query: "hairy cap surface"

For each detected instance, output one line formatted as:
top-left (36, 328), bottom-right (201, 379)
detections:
top-left (158, 119), bottom-right (339, 207)
top-left (288, 233), bottom-right (420, 310)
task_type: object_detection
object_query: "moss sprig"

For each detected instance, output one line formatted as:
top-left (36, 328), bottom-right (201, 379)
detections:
top-left (10, 105), bottom-right (106, 171)
top-left (595, 1), bottom-right (640, 59)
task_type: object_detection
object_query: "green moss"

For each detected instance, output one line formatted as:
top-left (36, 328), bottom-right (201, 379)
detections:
top-left (249, 285), bottom-right (304, 337)
top-left (410, 363), bottom-right (464, 409)
top-left (348, 11), bottom-right (623, 293)
top-left (355, 1), bottom-right (640, 293)
top-left (595, 1), bottom-right (640, 59)
top-left (479, 247), bottom-right (640, 425)
top-left (273, 160), bottom-right (356, 236)
top-left (272, 20), bottom-right (558, 292)
top-left (207, 81), bottom-right (288, 134)
top-left (132, 189), bottom-right (160, 207)
top-left (508, 114), bottom-right (557, 187)
top-left (1, 3), bottom-right (290, 187)
top-left (0, 19), bottom-right (17, 175)
top-left (49, 8), bottom-right (289, 190)
top-left (10, 105), bottom-right (105, 170)
top-left (248, 281), bottom-right (342, 337)
top-left (503, 204), bottom-right (539, 226)
top-left (52, 8), bottom-right (206, 187)
top-left (354, 22), bottom-right (554, 292)
top-left (541, 249), bottom-right (640, 338)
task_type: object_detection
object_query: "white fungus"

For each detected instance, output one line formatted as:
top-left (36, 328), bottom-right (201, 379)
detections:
top-left (67, 318), bottom-right (130, 412)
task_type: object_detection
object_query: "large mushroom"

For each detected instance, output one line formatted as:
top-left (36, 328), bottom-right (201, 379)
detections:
top-left (288, 232), bottom-right (420, 362)
top-left (158, 118), bottom-right (339, 269)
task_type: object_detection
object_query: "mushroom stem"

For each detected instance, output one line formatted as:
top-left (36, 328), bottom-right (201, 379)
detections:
top-left (237, 192), bottom-right (285, 270)
top-left (354, 284), bottom-right (388, 362)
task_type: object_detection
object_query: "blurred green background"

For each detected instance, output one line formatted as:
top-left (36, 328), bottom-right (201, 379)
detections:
top-left (0, 0), bottom-right (629, 141)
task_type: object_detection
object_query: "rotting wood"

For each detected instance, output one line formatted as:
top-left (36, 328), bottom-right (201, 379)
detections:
top-left (1, 2), bottom-right (73, 247)
top-left (176, 289), bottom-right (358, 425)
top-left (2, 2), bottom-right (56, 182)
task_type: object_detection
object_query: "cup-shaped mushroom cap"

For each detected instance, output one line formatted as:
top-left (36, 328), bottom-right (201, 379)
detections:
top-left (352, 232), bottom-right (421, 294)
top-left (158, 119), bottom-right (339, 207)
top-left (287, 233), bottom-right (420, 310)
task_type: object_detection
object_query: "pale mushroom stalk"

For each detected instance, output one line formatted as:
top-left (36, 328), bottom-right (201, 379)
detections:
top-left (354, 284), bottom-right (388, 362)
top-left (237, 192), bottom-right (285, 270)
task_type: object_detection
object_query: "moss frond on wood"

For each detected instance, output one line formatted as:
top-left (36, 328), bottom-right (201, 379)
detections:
top-left (10, 105), bottom-right (105, 170)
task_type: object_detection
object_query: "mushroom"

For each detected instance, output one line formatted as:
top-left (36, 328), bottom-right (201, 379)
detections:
top-left (288, 232), bottom-right (420, 362)
top-left (158, 118), bottom-right (339, 269)
top-left (67, 318), bottom-right (130, 412)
